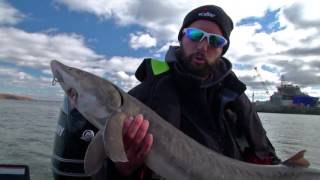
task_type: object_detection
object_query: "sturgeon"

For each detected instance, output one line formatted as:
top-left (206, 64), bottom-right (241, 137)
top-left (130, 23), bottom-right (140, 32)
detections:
top-left (50, 60), bottom-right (320, 180)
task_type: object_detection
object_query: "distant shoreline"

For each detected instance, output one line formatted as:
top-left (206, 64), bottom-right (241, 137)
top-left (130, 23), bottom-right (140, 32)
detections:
top-left (0, 93), bottom-right (34, 101)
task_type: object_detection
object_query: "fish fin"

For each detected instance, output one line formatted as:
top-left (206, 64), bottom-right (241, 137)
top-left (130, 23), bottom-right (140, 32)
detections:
top-left (283, 150), bottom-right (310, 168)
top-left (103, 112), bottom-right (128, 162)
top-left (84, 131), bottom-right (107, 175)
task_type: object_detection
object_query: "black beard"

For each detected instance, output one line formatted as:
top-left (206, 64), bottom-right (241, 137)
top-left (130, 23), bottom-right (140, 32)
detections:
top-left (178, 44), bottom-right (218, 77)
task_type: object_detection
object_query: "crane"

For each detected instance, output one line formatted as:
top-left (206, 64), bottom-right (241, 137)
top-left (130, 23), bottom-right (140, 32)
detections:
top-left (254, 66), bottom-right (271, 96)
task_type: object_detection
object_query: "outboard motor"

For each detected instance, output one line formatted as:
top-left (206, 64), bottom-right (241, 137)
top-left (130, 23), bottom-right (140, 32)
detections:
top-left (52, 96), bottom-right (98, 180)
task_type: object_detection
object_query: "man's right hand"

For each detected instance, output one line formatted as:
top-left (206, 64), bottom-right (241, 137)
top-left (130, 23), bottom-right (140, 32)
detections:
top-left (115, 114), bottom-right (153, 176)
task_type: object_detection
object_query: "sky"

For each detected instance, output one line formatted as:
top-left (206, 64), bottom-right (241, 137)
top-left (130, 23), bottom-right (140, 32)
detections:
top-left (0, 0), bottom-right (319, 101)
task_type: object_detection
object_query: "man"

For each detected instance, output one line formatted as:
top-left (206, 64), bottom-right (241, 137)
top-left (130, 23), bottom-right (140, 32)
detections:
top-left (97, 4), bottom-right (281, 180)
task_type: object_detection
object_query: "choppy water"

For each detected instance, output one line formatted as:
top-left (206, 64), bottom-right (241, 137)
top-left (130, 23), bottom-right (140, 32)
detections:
top-left (0, 100), bottom-right (60, 180)
top-left (260, 113), bottom-right (320, 169)
top-left (0, 100), bottom-right (319, 180)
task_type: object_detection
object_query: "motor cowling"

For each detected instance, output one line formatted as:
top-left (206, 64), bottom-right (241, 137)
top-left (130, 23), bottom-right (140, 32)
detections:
top-left (52, 96), bottom-right (98, 180)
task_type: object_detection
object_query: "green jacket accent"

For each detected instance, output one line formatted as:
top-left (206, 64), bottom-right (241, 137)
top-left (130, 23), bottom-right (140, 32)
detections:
top-left (151, 59), bottom-right (169, 75)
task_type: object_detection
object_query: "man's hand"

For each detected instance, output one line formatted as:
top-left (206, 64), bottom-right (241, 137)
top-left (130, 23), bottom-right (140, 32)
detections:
top-left (115, 114), bottom-right (153, 176)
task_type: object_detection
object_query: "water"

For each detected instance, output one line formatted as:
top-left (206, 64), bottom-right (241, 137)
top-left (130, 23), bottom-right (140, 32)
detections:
top-left (260, 113), bottom-right (320, 169)
top-left (0, 100), bottom-right (319, 180)
top-left (0, 100), bottom-right (60, 180)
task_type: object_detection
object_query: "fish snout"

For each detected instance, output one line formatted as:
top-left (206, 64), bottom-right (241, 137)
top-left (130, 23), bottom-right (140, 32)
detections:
top-left (51, 69), bottom-right (64, 86)
top-left (50, 60), bottom-right (65, 86)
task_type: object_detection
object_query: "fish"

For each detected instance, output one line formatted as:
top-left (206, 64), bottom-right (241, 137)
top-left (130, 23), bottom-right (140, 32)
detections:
top-left (50, 59), bottom-right (320, 180)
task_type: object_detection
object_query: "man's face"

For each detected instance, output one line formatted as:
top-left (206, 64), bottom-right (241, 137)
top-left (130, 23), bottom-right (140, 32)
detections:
top-left (180, 20), bottom-right (224, 77)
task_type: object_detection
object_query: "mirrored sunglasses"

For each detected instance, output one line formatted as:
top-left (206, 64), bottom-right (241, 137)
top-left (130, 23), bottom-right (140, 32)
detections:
top-left (183, 27), bottom-right (228, 48)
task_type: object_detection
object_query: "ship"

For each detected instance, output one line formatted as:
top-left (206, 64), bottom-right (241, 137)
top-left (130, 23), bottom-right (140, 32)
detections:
top-left (254, 78), bottom-right (320, 115)
top-left (270, 83), bottom-right (319, 107)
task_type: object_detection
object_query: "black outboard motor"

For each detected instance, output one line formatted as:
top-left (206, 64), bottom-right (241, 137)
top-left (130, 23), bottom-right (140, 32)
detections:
top-left (52, 96), bottom-right (98, 180)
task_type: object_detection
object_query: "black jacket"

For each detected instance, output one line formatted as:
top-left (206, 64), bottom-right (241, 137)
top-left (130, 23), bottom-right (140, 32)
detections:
top-left (101, 46), bottom-right (280, 180)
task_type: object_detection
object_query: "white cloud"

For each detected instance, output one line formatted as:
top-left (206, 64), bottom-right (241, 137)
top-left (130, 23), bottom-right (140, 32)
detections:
top-left (301, 86), bottom-right (320, 98)
top-left (54, 0), bottom-right (295, 43)
top-left (55, 0), bottom-right (187, 41)
top-left (54, 0), bottom-right (132, 20)
top-left (0, 66), bottom-right (52, 99)
top-left (0, 27), bottom-right (103, 68)
top-left (129, 32), bottom-right (157, 49)
top-left (0, 0), bottom-right (25, 25)
top-left (55, 0), bottom-right (320, 42)
top-left (156, 41), bottom-right (180, 54)
top-left (116, 71), bottom-right (130, 80)
top-left (0, 26), bottom-right (144, 75)
top-left (0, 26), bottom-right (145, 99)
top-left (0, 67), bottom-right (21, 77)
top-left (281, 0), bottom-right (320, 29)
top-left (2, 0), bottom-right (320, 100)
top-left (224, 1), bottom-right (320, 101)
top-left (0, 67), bottom-right (35, 82)
top-left (115, 71), bottom-right (139, 90)
top-left (106, 56), bottom-right (142, 73)
top-left (17, 71), bottom-right (34, 80)
top-left (152, 41), bottom-right (180, 58)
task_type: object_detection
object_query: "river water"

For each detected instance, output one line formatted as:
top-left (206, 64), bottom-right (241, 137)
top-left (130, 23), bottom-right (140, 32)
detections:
top-left (0, 100), bottom-right (319, 180)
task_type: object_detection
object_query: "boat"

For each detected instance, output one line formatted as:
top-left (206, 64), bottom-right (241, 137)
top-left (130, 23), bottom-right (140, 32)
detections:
top-left (255, 82), bottom-right (320, 115)
top-left (270, 83), bottom-right (319, 107)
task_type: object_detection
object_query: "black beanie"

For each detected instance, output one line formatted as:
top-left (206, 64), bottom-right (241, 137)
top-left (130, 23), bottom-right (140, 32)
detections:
top-left (178, 5), bottom-right (233, 55)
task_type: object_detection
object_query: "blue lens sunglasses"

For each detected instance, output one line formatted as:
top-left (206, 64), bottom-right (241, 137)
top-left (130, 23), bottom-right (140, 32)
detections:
top-left (183, 28), bottom-right (228, 48)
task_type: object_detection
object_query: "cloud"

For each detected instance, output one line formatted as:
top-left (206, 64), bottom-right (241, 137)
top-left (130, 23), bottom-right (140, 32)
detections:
top-left (0, 27), bottom-right (145, 99)
top-left (56, 0), bottom-right (320, 95)
top-left (310, 60), bottom-right (320, 70)
top-left (0, 27), bottom-right (102, 69)
top-left (0, 67), bottom-right (30, 79)
top-left (55, 0), bottom-right (193, 42)
top-left (156, 41), bottom-right (180, 53)
top-left (271, 59), bottom-right (320, 86)
top-left (0, 66), bottom-right (57, 99)
top-left (0, 27), bottom-right (144, 74)
top-left (103, 71), bottom-right (139, 92)
top-left (0, 0), bottom-right (25, 25)
top-left (224, 1), bottom-right (320, 100)
top-left (54, 0), bottom-right (130, 20)
top-left (279, 47), bottom-right (320, 56)
top-left (55, 0), bottom-right (320, 43)
top-left (283, 1), bottom-right (320, 29)
top-left (2, 0), bottom-right (320, 100)
top-left (129, 32), bottom-right (157, 49)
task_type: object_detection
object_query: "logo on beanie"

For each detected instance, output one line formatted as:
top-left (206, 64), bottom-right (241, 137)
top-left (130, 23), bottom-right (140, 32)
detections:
top-left (198, 12), bottom-right (216, 18)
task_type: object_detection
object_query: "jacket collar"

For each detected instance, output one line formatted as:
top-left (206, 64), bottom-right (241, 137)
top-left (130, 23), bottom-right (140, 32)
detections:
top-left (165, 46), bottom-right (234, 89)
top-left (134, 45), bottom-right (246, 95)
